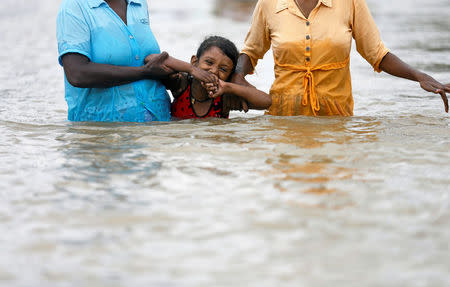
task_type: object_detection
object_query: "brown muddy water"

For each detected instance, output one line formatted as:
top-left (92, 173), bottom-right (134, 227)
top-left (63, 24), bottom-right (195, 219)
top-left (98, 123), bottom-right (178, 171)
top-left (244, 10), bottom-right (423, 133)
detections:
top-left (0, 0), bottom-right (449, 286)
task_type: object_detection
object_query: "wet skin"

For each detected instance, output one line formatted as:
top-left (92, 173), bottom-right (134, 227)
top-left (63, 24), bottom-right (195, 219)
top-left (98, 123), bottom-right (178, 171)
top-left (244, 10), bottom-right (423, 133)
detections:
top-left (190, 47), bottom-right (271, 115)
top-left (189, 46), bottom-right (236, 116)
top-left (106, 0), bottom-right (128, 25)
top-left (294, 0), bottom-right (319, 18)
top-left (144, 46), bottom-right (271, 117)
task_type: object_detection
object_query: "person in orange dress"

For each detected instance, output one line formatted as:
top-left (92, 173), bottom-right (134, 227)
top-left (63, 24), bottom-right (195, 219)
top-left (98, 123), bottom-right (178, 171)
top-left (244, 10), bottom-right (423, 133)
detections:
top-left (233, 0), bottom-right (450, 116)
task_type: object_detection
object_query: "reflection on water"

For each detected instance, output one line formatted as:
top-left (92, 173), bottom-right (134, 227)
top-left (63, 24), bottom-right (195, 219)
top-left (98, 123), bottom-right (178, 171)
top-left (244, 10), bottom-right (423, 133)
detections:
top-left (264, 117), bottom-right (380, 195)
top-left (0, 0), bottom-right (450, 286)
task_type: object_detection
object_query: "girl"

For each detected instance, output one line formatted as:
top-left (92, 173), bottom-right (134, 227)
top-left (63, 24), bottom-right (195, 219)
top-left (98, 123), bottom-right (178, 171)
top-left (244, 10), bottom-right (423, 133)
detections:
top-left (145, 36), bottom-right (271, 119)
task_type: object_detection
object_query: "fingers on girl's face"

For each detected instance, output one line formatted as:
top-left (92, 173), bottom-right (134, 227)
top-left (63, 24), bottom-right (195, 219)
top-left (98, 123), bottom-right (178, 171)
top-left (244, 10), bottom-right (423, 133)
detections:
top-left (205, 73), bottom-right (217, 84)
top-left (204, 83), bottom-right (217, 90)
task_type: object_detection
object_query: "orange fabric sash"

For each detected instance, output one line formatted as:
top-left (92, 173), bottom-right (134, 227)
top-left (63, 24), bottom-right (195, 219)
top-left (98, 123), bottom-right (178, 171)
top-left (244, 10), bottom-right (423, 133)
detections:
top-left (275, 57), bottom-right (350, 115)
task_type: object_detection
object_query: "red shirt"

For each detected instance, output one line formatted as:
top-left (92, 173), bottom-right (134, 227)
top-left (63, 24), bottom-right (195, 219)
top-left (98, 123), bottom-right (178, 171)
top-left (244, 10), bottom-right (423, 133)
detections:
top-left (171, 85), bottom-right (229, 119)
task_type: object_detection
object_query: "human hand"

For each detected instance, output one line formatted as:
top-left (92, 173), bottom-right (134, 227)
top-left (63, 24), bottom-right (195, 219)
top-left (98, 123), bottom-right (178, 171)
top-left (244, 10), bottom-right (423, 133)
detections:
top-left (191, 66), bottom-right (219, 87)
top-left (209, 79), bottom-right (228, 98)
top-left (144, 54), bottom-right (157, 64)
top-left (142, 51), bottom-right (174, 79)
top-left (201, 81), bottom-right (219, 97)
top-left (418, 73), bottom-right (450, 113)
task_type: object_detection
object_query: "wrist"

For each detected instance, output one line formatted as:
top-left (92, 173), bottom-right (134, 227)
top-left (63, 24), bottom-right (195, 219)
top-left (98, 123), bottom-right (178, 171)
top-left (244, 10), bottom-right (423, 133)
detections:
top-left (188, 65), bottom-right (195, 75)
top-left (222, 82), bottom-right (233, 94)
top-left (139, 65), bottom-right (148, 78)
top-left (415, 71), bottom-right (430, 82)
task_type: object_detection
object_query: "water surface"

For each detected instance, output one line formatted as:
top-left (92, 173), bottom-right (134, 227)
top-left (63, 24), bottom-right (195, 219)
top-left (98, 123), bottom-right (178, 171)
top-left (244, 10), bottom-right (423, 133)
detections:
top-left (0, 0), bottom-right (449, 286)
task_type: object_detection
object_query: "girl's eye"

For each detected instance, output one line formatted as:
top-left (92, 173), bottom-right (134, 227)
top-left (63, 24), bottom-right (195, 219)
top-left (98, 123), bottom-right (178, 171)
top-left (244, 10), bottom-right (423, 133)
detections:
top-left (220, 68), bottom-right (228, 73)
top-left (205, 60), bottom-right (213, 65)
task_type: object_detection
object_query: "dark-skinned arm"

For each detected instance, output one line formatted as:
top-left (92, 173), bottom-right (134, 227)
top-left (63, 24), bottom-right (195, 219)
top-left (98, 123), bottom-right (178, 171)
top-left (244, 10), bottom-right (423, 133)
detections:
top-left (145, 54), bottom-right (223, 100)
top-left (379, 53), bottom-right (450, 112)
top-left (61, 52), bottom-right (174, 88)
top-left (144, 54), bottom-right (218, 87)
top-left (211, 80), bottom-right (271, 110)
top-left (222, 53), bottom-right (257, 113)
top-left (234, 53), bottom-right (255, 80)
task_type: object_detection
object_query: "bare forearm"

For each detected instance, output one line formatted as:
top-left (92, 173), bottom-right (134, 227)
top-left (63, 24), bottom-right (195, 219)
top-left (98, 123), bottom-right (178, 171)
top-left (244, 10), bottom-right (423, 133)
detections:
top-left (67, 62), bottom-right (145, 88)
top-left (163, 57), bottom-right (194, 74)
top-left (145, 54), bottom-right (217, 85)
top-left (379, 52), bottom-right (450, 113)
top-left (223, 82), bottom-right (271, 110)
top-left (63, 52), bottom-right (173, 88)
top-left (145, 54), bottom-right (194, 74)
top-left (235, 53), bottom-right (254, 77)
top-left (379, 52), bottom-right (426, 82)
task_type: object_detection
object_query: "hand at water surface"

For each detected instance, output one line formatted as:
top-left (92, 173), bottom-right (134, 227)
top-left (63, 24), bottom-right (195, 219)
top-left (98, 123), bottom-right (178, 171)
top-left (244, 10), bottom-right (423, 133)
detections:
top-left (417, 74), bottom-right (450, 113)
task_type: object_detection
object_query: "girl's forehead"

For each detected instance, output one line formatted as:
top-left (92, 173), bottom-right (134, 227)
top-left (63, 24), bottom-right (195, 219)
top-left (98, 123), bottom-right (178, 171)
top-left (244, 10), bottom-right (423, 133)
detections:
top-left (201, 46), bottom-right (228, 58)
top-left (200, 47), bottom-right (234, 66)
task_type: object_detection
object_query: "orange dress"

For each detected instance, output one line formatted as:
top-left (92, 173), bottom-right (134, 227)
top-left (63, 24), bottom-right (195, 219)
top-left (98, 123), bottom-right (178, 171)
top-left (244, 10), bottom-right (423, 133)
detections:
top-left (241, 0), bottom-right (389, 116)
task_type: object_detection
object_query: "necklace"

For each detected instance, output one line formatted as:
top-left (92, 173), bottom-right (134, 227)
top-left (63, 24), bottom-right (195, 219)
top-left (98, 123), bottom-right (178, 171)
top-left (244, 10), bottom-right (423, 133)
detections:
top-left (188, 76), bottom-right (212, 105)
top-left (190, 95), bottom-right (212, 105)
top-left (189, 86), bottom-right (213, 118)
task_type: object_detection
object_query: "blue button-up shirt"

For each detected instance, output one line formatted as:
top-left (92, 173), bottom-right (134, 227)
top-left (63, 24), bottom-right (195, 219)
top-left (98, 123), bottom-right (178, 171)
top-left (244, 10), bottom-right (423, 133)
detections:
top-left (57, 0), bottom-right (170, 122)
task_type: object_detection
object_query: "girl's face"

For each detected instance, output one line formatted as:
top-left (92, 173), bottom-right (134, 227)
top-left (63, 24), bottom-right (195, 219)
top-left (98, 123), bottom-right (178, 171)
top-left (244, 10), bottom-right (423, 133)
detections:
top-left (191, 46), bottom-right (234, 81)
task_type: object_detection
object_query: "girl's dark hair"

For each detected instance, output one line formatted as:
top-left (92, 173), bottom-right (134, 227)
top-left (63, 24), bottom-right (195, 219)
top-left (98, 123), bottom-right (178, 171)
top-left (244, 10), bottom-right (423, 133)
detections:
top-left (196, 36), bottom-right (239, 73)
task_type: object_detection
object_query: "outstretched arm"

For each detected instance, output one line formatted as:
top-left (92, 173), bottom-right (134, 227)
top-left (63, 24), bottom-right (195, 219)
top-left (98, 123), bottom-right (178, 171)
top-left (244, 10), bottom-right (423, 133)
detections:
top-left (62, 52), bottom-right (174, 88)
top-left (144, 54), bottom-right (218, 86)
top-left (210, 79), bottom-right (271, 110)
top-left (379, 52), bottom-right (450, 113)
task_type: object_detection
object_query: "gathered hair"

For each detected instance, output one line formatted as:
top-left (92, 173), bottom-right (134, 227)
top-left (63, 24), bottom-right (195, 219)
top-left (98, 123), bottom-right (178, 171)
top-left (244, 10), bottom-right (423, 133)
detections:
top-left (196, 36), bottom-right (239, 74)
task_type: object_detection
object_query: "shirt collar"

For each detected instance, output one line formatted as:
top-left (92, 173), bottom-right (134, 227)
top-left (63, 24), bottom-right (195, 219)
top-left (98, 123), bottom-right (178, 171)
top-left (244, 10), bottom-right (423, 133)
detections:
top-left (88, 0), bottom-right (143, 9)
top-left (321, 0), bottom-right (332, 7)
top-left (276, 0), bottom-right (332, 13)
top-left (275, 0), bottom-right (289, 13)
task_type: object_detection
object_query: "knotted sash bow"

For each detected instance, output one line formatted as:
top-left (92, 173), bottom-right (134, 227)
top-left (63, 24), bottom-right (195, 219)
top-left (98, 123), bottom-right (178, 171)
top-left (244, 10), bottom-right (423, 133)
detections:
top-left (275, 57), bottom-right (350, 115)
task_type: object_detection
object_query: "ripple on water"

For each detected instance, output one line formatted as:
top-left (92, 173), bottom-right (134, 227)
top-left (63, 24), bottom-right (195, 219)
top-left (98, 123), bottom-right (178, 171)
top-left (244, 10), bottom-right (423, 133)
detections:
top-left (1, 0), bottom-right (450, 286)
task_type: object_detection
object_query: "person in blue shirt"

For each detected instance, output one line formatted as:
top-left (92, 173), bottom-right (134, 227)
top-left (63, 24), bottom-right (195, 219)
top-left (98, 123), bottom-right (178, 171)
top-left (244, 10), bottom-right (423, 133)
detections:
top-left (56, 0), bottom-right (189, 122)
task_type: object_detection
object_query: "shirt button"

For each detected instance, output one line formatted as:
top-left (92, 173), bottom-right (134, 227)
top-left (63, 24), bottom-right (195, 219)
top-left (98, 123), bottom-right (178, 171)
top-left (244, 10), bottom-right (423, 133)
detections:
top-left (135, 55), bottom-right (140, 60)
top-left (306, 35), bottom-right (310, 40)
top-left (306, 57), bottom-right (310, 62)
top-left (306, 46), bottom-right (311, 51)
top-left (129, 35), bottom-right (134, 39)
top-left (306, 21), bottom-right (310, 26)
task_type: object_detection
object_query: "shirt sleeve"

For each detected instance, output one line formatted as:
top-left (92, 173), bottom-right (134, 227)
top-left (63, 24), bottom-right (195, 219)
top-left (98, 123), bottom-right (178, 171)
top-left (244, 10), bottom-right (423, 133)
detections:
top-left (56, 1), bottom-right (91, 66)
top-left (241, 0), bottom-right (271, 74)
top-left (351, 0), bottom-right (389, 72)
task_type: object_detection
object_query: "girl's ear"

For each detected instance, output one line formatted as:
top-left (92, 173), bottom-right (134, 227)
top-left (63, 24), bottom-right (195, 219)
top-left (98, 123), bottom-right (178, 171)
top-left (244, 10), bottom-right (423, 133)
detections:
top-left (191, 55), bottom-right (198, 66)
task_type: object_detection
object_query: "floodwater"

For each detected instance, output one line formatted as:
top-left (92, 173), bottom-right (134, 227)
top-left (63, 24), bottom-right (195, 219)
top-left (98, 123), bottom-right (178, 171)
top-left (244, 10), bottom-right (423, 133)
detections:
top-left (0, 0), bottom-right (449, 286)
